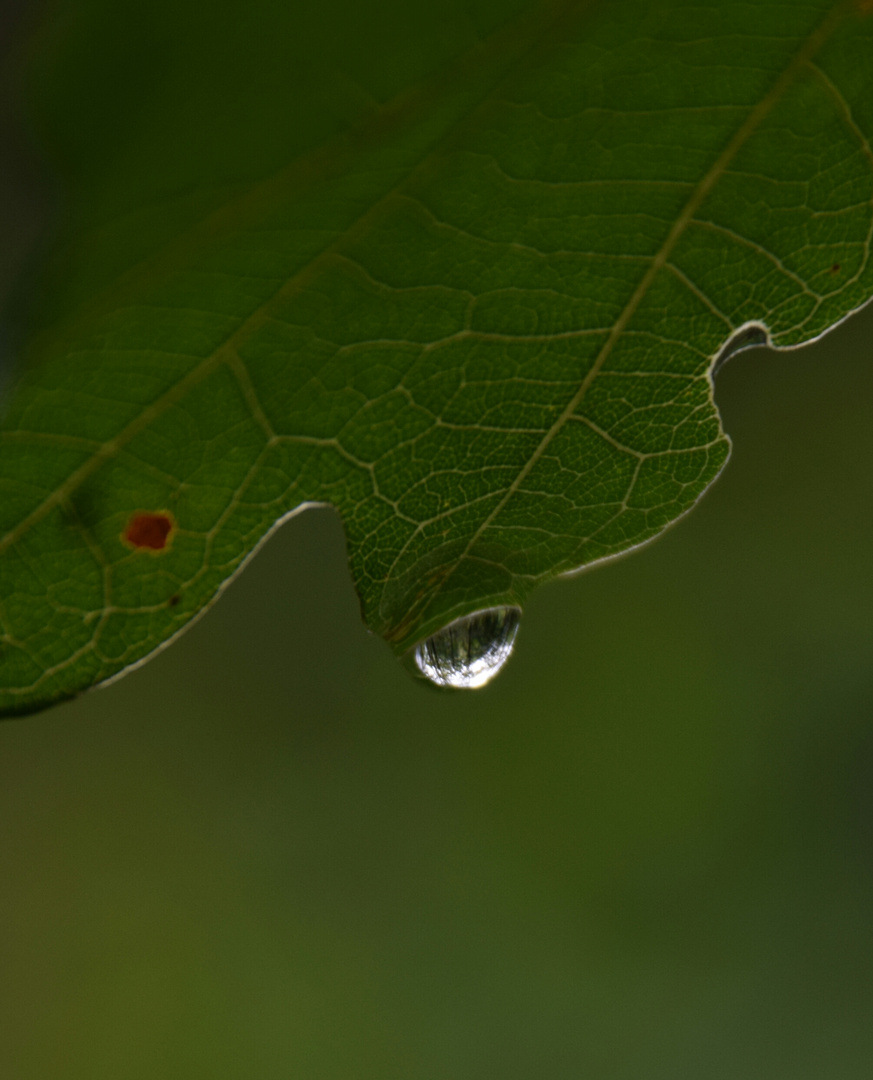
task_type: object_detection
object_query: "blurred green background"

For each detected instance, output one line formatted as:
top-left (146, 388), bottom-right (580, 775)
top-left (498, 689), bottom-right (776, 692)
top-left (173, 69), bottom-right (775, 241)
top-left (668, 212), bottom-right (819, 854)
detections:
top-left (0, 300), bottom-right (872, 1077)
top-left (3, 0), bottom-right (873, 1075)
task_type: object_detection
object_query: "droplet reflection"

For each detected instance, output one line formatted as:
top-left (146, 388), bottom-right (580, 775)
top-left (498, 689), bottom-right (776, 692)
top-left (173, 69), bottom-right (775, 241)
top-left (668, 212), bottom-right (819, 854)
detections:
top-left (413, 606), bottom-right (520, 689)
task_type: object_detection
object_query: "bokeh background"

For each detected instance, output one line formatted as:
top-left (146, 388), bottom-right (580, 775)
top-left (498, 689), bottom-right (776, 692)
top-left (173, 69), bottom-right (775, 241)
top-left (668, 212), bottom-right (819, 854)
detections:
top-left (3, 1), bottom-right (873, 1076)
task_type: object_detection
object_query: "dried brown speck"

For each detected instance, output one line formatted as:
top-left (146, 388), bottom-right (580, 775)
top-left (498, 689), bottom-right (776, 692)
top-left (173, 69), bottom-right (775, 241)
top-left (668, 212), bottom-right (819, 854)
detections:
top-left (123, 511), bottom-right (175, 552)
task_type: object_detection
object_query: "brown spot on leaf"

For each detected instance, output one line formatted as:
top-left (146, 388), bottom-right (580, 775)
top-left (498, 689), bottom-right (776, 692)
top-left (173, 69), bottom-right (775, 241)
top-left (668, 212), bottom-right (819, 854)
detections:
top-left (168, 593), bottom-right (181, 607)
top-left (831, 263), bottom-right (841, 274)
top-left (123, 511), bottom-right (175, 552)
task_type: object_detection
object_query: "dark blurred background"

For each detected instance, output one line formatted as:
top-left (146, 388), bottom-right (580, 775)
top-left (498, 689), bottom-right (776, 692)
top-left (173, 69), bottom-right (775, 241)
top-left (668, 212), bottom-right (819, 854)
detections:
top-left (2, 1), bottom-right (873, 1076)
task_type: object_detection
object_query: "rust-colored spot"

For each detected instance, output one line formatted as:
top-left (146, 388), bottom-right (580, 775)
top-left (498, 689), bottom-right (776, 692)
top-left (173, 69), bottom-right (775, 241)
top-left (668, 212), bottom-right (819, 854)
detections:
top-left (168, 593), bottom-right (181, 607)
top-left (831, 263), bottom-right (842, 274)
top-left (123, 511), bottom-right (175, 551)
top-left (856, 0), bottom-right (873, 14)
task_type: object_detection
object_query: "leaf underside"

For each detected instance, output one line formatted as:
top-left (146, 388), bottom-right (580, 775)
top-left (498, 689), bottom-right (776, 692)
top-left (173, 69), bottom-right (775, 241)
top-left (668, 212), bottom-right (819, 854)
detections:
top-left (1, 0), bottom-right (872, 715)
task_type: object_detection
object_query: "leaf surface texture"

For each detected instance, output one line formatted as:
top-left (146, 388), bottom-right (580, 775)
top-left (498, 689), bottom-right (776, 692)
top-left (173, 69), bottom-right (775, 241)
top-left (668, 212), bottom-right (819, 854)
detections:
top-left (1, 0), bottom-right (873, 713)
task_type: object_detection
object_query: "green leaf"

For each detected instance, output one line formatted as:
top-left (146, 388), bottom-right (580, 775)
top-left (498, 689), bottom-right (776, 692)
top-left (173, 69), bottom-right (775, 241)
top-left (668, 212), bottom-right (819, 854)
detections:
top-left (2, 0), bottom-right (873, 715)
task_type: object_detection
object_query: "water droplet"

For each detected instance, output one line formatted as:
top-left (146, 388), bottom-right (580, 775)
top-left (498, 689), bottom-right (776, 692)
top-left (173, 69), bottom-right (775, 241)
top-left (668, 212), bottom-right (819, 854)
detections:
top-left (412, 606), bottom-right (520, 689)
